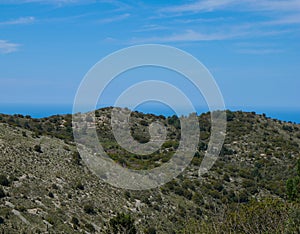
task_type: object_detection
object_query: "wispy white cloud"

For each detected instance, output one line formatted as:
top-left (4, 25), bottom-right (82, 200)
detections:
top-left (264, 14), bottom-right (300, 25)
top-left (134, 24), bottom-right (169, 32)
top-left (175, 17), bottom-right (229, 24)
top-left (161, 0), bottom-right (238, 13)
top-left (235, 42), bottom-right (285, 55)
top-left (131, 22), bottom-right (292, 44)
top-left (131, 29), bottom-right (244, 43)
top-left (238, 48), bottom-right (284, 54)
top-left (161, 0), bottom-right (300, 14)
top-left (251, 0), bottom-right (300, 12)
top-left (0, 40), bottom-right (20, 54)
top-left (0, 17), bottom-right (35, 26)
top-left (4, 0), bottom-right (79, 4)
top-left (40, 13), bottom-right (95, 23)
top-left (154, 1), bottom-right (300, 44)
top-left (98, 13), bottom-right (130, 23)
top-left (0, 0), bottom-right (131, 10)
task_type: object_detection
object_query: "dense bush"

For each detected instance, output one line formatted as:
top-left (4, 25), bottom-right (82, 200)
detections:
top-left (75, 182), bottom-right (84, 190)
top-left (83, 203), bottom-right (95, 214)
top-left (85, 223), bottom-right (95, 232)
top-left (0, 175), bottom-right (9, 186)
top-left (109, 213), bottom-right (136, 234)
top-left (34, 145), bottom-right (42, 153)
top-left (145, 226), bottom-right (156, 234)
top-left (71, 216), bottom-right (79, 226)
top-left (286, 159), bottom-right (300, 201)
top-left (181, 199), bottom-right (300, 233)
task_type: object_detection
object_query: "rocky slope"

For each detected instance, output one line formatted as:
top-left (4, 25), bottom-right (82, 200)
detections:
top-left (0, 109), bottom-right (300, 233)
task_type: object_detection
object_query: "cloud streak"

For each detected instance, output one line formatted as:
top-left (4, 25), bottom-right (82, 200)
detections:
top-left (161, 0), bottom-right (300, 14)
top-left (252, 0), bottom-right (300, 12)
top-left (0, 40), bottom-right (20, 54)
top-left (0, 17), bottom-right (35, 26)
top-left (98, 13), bottom-right (130, 24)
top-left (131, 22), bottom-right (293, 44)
top-left (161, 0), bottom-right (238, 13)
top-left (264, 14), bottom-right (300, 25)
top-left (1, 0), bottom-right (80, 4)
top-left (0, 0), bottom-right (130, 10)
top-left (131, 29), bottom-right (244, 43)
top-left (237, 48), bottom-right (284, 54)
top-left (148, 1), bottom-right (300, 44)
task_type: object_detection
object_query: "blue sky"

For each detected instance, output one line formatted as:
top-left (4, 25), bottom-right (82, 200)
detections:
top-left (0, 0), bottom-right (299, 117)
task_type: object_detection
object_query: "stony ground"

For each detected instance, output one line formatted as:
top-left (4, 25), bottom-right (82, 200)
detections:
top-left (0, 109), bottom-right (300, 233)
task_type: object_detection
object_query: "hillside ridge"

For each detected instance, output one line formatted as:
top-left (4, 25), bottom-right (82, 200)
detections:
top-left (0, 108), bottom-right (300, 233)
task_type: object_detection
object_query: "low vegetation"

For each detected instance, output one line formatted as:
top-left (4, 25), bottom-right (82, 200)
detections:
top-left (0, 108), bottom-right (299, 233)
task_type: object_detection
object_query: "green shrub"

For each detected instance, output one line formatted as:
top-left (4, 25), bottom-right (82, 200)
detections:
top-left (46, 216), bottom-right (55, 225)
top-left (238, 189), bottom-right (249, 203)
top-left (223, 173), bottom-right (230, 182)
top-left (17, 206), bottom-right (26, 212)
top-left (124, 191), bottom-right (131, 199)
top-left (85, 223), bottom-right (95, 232)
top-left (71, 216), bottom-right (79, 226)
top-left (212, 181), bottom-right (224, 192)
top-left (192, 192), bottom-right (204, 206)
top-left (0, 187), bottom-right (5, 198)
top-left (0, 175), bottom-right (9, 186)
top-left (48, 192), bottom-right (54, 198)
top-left (83, 203), bottom-right (95, 214)
top-left (183, 189), bottom-right (193, 200)
top-left (286, 159), bottom-right (300, 201)
top-left (209, 190), bottom-right (221, 199)
top-left (109, 213), bottom-right (136, 234)
top-left (75, 182), bottom-right (84, 190)
top-left (145, 226), bottom-right (156, 234)
top-left (183, 198), bottom-right (300, 233)
top-left (167, 115), bottom-right (180, 129)
top-left (173, 186), bottom-right (184, 196)
top-left (162, 140), bottom-right (179, 149)
top-left (72, 151), bottom-right (81, 165)
top-left (283, 125), bottom-right (293, 132)
top-left (196, 207), bottom-right (203, 216)
top-left (34, 144), bottom-right (43, 153)
top-left (242, 179), bottom-right (255, 188)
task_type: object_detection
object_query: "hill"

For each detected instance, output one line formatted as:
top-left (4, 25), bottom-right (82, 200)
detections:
top-left (0, 108), bottom-right (300, 233)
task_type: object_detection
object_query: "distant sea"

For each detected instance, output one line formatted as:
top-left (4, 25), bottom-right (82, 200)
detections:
top-left (0, 103), bottom-right (299, 124)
